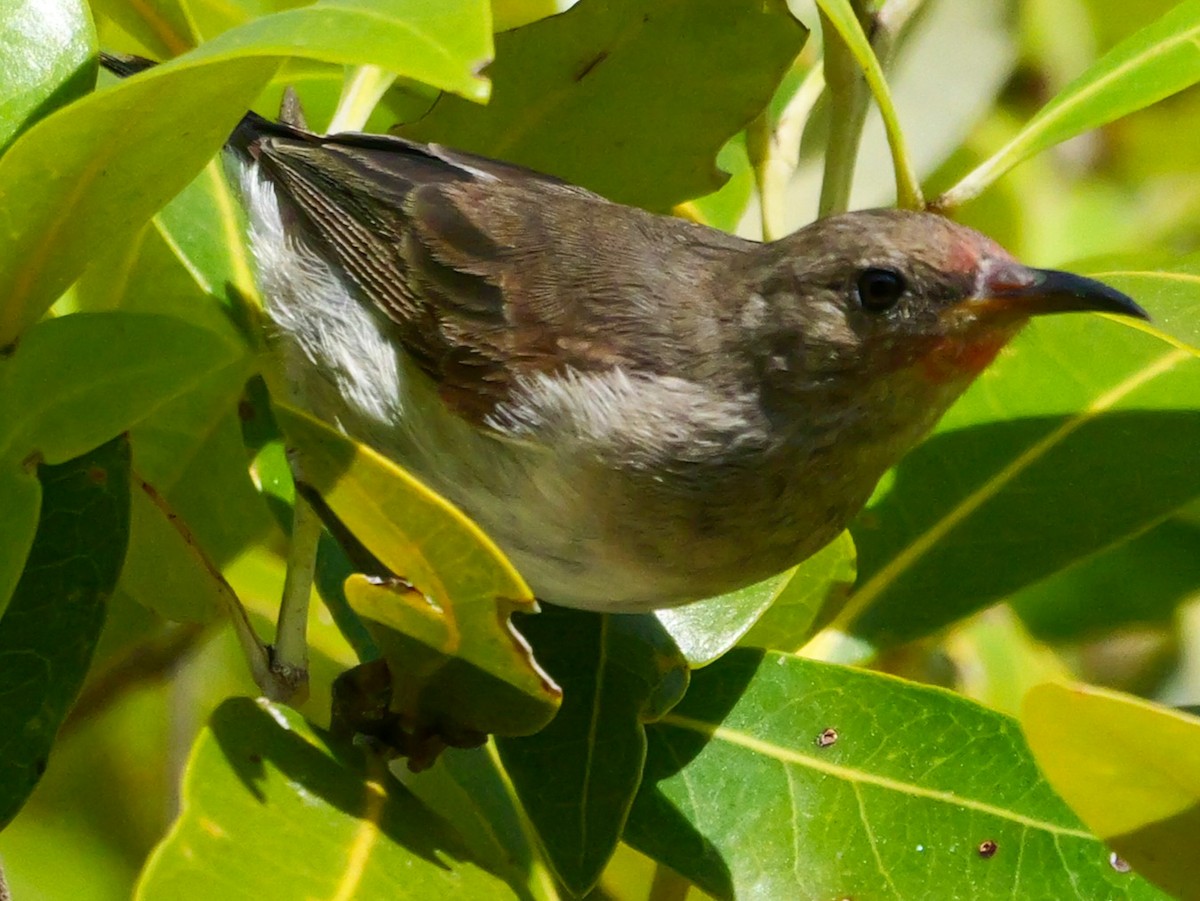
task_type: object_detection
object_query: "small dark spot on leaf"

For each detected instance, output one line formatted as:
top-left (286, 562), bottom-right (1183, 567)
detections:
top-left (21, 450), bottom-right (43, 473)
top-left (1109, 852), bottom-right (1131, 873)
top-left (248, 752), bottom-right (262, 765)
top-left (817, 727), bottom-right (838, 748)
top-left (33, 756), bottom-right (47, 777)
top-left (87, 465), bottom-right (108, 485)
top-left (238, 399), bottom-right (256, 422)
top-left (574, 50), bottom-right (609, 82)
top-left (0, 339), bottom-right (17, 357)
top-left (978, 839), bottom-right (998, 859)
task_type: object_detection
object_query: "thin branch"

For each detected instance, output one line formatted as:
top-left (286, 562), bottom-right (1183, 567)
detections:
top-left (133, 472), bottom-right (281, 698)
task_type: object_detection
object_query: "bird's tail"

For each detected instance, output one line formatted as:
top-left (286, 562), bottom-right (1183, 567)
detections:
top-left (97, 51), bottom-right (295, 160)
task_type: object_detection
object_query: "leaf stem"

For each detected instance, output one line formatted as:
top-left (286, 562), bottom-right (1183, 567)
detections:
top-left (271, 493), bottom-right (321, 703)
top-left (816, 0), bottom-right (925, 212)
top-left (328, 65), bottom-right (397, 133)
top-left (749, 60), bottom-right (826, 240)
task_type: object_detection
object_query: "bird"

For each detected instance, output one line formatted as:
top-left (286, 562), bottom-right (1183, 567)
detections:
top-left (104, 53), bottom-right (1149, 614)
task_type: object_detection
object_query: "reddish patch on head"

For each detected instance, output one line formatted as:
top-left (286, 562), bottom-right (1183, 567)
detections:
top-left (945, 235), bottom-right (982, 277)
top-left (919, 331), bottom-right (1010, 384)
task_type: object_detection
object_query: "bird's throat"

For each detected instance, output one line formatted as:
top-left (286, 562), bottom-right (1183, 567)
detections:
top-left (918, 329), bottom-right (1015, 385)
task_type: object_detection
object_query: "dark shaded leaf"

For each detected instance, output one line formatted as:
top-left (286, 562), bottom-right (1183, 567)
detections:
top-left (0, 436), bottom-right (131, 828)
top-left (498, 607), bottom-right (688, 896)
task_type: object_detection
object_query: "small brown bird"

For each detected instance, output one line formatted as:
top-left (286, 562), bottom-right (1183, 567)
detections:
top-left (103, 55), bottom-right (1147, 612)
top-left (224, 106), bottom-right (1145, 612)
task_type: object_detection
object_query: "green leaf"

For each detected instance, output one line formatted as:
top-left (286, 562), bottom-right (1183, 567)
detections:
top-left (1083, 261), bottom-right (1200, 357)
top-left (0, 436), bottom-right (131, 829)
top-left (939, 0), bottom-right (1200, 208)
top-left (0, 467), bottom-right (40, 628)
top-left (0, 0), bottom-right (95, 149)
top-left (655, 531), bottom-right (855, 666)
top-left (1, 0), bottom-right (493, 345)
top-left (274, 404), bottom-right (560, 738)
top-left (0, 55), bottom-right (277, 344)
top-left (0, 312), bottom-right (244, 468)
top-left (739, 531), bottom-right (857, 653)
top-left (188, 0), bottom-right (492, 102)
top-left (401, 0), bottom-right (806, 210)
top-left (497, 607), bottom-right (688, 896)
top-left (626, 650), bottom-right (1168, 900)
top-left (1011, 517), bottom-right (1200, 640)
top-left (1023, 682), bottom-right (1200, 900)
top-left (136, 697), bottom-right (521, 899)
top-left (827, 315), bottom-right (1200, 648)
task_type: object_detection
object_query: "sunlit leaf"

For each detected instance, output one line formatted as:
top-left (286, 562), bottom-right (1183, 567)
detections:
top-left (656, 531), bottom-right (855, 666)
top-left (1084, 261), bottom-right (1200, 357)
top-left (136, 697), bottom-right (521, 899)
top-left (0, 0), bottom-right (95, 149)
top-left (497, 608), bottom-right (688, 895)
top-left (275, 405), bottom-right (560, 738)
top-left (626, 651), bottom-right (1168, 899)
top-left (0, 0), bottom-right (493, 344)
top-left (0, 437), bottom-right (131, 829)
top-left (402, 0), bottom-right (806, 209)
top-left (1023, 682), bottom-right (1200, 900)
top-left (939, 0), bottom-right (1200, 207)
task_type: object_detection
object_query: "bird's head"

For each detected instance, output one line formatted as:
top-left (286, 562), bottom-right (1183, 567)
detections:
top-left (745, 209), bottom-right (1147, 400)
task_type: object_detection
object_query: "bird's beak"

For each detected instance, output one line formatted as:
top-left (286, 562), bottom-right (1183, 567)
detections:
top-left (965, 263), bottom-right (1150, 322)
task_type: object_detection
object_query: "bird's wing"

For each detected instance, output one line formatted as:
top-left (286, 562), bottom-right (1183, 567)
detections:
top-left (239, 120), bottom-right (716, 423)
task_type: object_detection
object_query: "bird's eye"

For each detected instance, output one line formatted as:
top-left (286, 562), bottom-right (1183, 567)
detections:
top-left (856, 267), bottom-right (906, 312)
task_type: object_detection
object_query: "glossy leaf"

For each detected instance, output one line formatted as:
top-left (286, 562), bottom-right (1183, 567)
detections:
top-left (0, 56), bottom-right (277, 344)
top-left (1084, 262), bottom-right (1200, 356)
top-left (136, 697), bottom-right (520, 899)
top-left (626, 650), bottom-right (1168, 900)
top-left (275, 405), bottom-right (560, 737)
top-left (0, 437), bottom-right (131, 829)
top-left (939, 0), bottom-right (1200, 207)
top-left (402, 0), bottom-right (806, 209)
top-left (187, 0), bottom-right (492, 102)
top-left (656, 531), bottom-right (855, 666)
top-left (1, 0), bottom-right (493, 344)
top-left (0, 313), bottom-right (242, 618)
top-left (830, 315), bottom-right (1200, 647)
top-left (497, 607), bottom-right (688, 896)
top-left (0, 0), bottom-right (95, 149)
top-left (1023, 682), bottom-right (1200, 900)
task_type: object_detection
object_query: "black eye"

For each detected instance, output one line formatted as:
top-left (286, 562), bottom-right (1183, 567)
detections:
top-left (856, 267), bottom-right (906, 312)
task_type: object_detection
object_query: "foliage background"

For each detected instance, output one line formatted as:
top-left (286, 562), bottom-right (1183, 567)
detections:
top-left (2, 0), bottom-right (1200, 898)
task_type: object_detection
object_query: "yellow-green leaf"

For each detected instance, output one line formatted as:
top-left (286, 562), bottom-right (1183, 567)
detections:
top-left (1023, 682), bottom-right (1200, 900)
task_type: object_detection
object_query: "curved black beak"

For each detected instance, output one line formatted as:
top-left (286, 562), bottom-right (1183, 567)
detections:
top-left (978, 265), bottom-right (1150, 321)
